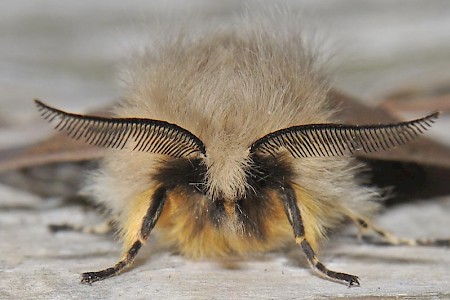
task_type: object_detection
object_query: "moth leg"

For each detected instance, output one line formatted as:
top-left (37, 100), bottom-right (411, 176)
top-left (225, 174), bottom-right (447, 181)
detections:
top-left (49, 218), bottom-right (115, 235)
top-left (80, 186), bottom-right (167, 284)
top-left (351, 216), bottom-right (450, 247)
top-left (281, 185), bottom-right (360, 287)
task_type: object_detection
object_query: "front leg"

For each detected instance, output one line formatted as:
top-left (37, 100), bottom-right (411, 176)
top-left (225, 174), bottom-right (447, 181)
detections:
top-left (280, 184), bottom-right (360, 287)
top-left (81, 186), bottom-right (167, 284)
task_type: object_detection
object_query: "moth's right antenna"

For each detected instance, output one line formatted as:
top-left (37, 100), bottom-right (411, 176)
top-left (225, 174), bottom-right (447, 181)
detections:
top-left (35, 99), bottom-right (207, 158)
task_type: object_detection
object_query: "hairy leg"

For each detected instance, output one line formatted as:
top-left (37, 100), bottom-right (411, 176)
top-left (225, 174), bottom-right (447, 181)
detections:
top-left (281, 185), bottom-right (360, 287)
top-left (80, 186), bottom-right (167, 284)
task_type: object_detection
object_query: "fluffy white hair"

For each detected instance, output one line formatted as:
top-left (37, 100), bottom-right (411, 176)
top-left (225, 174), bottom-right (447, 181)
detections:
top-left (85, 10), bottom-right (379, 246)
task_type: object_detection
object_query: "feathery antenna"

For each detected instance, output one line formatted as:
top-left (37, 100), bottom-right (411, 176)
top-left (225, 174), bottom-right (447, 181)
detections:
top-left (250, 112), bottom-right (439, 158)
top-left (35, 99), bottom-right (206, 158)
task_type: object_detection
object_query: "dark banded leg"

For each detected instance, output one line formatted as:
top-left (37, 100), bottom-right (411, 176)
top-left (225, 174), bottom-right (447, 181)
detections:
top-left (281, 185), bottom-right (360, 287)
top-left (49, 218), bottom-right (114, 235)
top-left (80, 186), bottom-right (167, 284)
top-left (352, 216), bottom-right (450, 247)
top-left (81, 240), bottom-right (142, 284)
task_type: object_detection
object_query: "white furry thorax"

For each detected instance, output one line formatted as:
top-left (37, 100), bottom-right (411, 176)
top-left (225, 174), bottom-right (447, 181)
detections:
top-left (94, 15), bottom-right (338, 207)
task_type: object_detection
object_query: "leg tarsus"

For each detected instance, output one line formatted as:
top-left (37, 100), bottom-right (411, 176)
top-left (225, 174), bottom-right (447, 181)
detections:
top-left (81, 268), bottom-right (116, 285)
top-left (80, 241), bottom-right (142, 284)
top-left (48, 223), bottom-right (78, 233)
top-left (300, 238), bottom-right (360, 287)
top-left (49, 218), bottom-right (114, 235)
top-left (79, 186), bottom-right (168, 284)
top-left (416, 238), bottom-right (450, 247)
top-left (315, 261), bottom-right (360, 287)
top-left (350, 215), bottom-right (450, 247)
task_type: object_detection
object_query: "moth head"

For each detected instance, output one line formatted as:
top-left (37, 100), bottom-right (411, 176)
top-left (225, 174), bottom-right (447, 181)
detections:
top-left (35, 99), bottom-right (439, 201)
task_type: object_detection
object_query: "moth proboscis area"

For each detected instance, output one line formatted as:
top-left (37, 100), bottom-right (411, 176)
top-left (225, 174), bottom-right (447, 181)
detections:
top-left (35, 14), bottom-right (448, 287)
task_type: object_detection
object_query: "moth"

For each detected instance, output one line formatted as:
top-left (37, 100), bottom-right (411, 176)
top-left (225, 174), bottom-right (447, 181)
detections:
top-left (35, 15), bottom-right (448, 286)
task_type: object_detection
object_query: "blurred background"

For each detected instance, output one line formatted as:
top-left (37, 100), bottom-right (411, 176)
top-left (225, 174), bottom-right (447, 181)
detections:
top-left (1, 0), bottom-right (450, 132)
